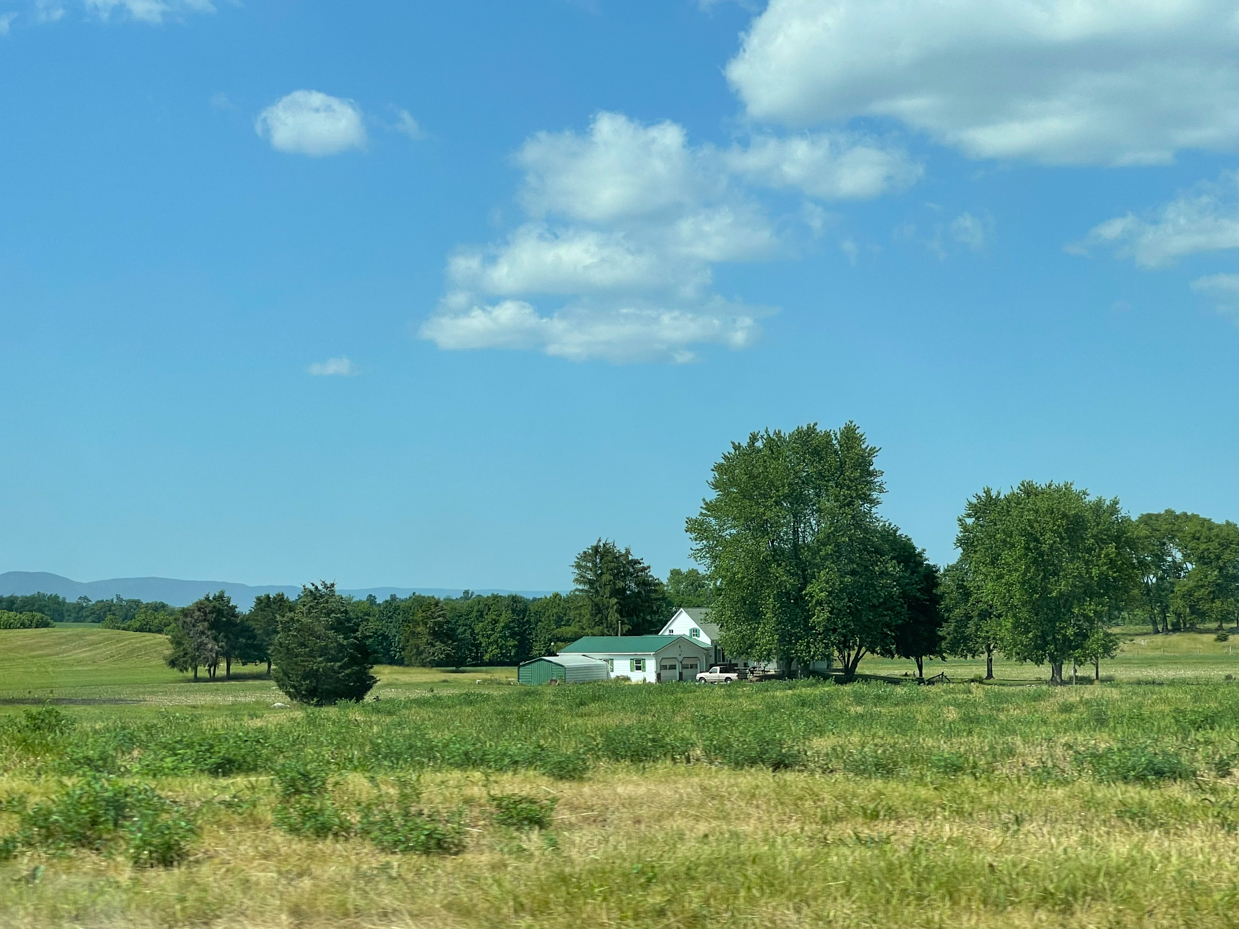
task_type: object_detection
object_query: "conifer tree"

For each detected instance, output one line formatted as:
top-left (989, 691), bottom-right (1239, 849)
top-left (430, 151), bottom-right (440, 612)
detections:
top-left (272, 582), bottom-right (376, 705)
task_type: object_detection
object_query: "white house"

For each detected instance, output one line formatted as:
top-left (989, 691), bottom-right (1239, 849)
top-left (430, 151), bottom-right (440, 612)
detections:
top-left (659, 608), bottom-right (725, 664)
top-left (658, 607), bottom-right (833, 675)
top-left (557, 635), bottom-right (713, 683)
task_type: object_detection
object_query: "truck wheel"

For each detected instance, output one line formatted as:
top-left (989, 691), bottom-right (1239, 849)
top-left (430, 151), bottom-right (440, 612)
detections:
top-left (723, 678), bottom-right (731, 684)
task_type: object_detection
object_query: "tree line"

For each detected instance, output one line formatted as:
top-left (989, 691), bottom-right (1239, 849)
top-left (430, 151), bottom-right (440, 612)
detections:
top-left (687, 422), bottom-right (1239, 684)
top-left (0, 593), bottom-right (179, 627)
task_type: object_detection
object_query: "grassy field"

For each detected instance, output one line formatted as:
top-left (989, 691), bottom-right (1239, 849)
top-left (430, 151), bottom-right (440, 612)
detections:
top-left (0, 625), bottom-right (1236, 928)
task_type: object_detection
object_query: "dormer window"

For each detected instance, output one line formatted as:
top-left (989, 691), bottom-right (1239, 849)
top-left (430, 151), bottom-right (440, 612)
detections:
top-left (690, 628), bottom-right (700, 638)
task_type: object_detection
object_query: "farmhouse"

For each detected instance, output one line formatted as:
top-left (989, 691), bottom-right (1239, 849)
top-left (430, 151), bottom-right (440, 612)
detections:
top-left (658, 607), bottom-right (833, 675)
top-left (558, 634), bottom-right (713, 683)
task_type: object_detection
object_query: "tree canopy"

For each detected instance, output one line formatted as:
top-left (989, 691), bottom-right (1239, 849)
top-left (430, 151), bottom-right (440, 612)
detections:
top-left (571, 539), bottom-right (670, 636)
top-left (271, 582), bottom-right (376, 706)
top-left (687, 422), bottom-right (941, 680)
top-left (957, 482), bottom-right (1134, 684)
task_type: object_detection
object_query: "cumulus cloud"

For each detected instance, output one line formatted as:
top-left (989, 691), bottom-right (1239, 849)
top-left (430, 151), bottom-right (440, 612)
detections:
top-left (724, 133), bottom-right (921, 199)
top-left (727, 0), bottom-right (1239, 165)
top-left (422, 299), bottom-right (760, 364)
top-left (255, 91), bottom-right (367, 157)
top-left (1072, 173), bottom-right (1239, 267)
top-left (308, 357), bottom-right (360, 377)
top-left (423, 111), bottom-right (915, 362)
top-left (84, 0), bottom-right (214, 22)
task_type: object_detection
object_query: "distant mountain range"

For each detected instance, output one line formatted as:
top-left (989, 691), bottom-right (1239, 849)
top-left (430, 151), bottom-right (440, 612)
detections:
top-left (0, 572), bottom-right (557, 611)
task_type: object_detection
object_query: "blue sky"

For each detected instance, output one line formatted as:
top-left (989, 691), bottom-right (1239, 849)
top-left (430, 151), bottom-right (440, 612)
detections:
top-left (1, 0), bottom-right (1236, 591)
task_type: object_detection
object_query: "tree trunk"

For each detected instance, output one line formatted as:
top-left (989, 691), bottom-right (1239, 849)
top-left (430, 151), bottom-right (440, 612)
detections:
top-left (266, 658), bottom-right (272, 676)
top-left (1094, 656), bottom-right (1100, 682)
top-left (225, 655), bottom-right (232, 680)
top-left (915, 655), bottom-right (924, 680)
top-left (985, 646), bottom-right (994, 680)
top-left (1071, 661), bottom-right (1077, 686)
top-left (192, 664), bottom-right (199, 682)
top-left (1049, 660), bottom-right (1064, 685)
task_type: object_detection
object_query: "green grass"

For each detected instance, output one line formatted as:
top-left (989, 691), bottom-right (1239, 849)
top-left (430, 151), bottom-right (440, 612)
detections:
top-left (0, 626), bottom-right (1237, 927)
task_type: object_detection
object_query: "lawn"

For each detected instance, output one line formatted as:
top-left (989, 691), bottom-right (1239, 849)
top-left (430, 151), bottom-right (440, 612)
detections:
top-left (0, 626), bottom-right (1236, 928)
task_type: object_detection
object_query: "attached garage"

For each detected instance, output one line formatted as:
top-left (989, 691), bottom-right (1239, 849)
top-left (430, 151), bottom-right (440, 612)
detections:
top-left (518, 654), bottom-right (610, 685)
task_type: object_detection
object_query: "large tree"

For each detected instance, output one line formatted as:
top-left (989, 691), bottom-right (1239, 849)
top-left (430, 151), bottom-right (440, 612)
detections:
top-left (401, 598), bottom-right (463, 669)
top-left (665, 568), bottom-right (718, 609)
top-left (687, 422), bottom-right (936, 680)
top-left (246, 592), bottom-right (295, 674)
top-left (571, 540), bottom-right (669, 636)
top-left (271, 582), bottom-right (376, 705)
top-left (957, 482), bottom-right (1135, 685)
top-left (940, 560), bottom-right (1001, 679)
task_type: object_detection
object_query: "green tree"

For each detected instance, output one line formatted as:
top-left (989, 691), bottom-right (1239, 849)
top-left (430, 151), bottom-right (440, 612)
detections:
top-left (166, 607), bottom-right (216, 682)
top-left (572, 539), bottom-right (669, 636)
top-left (687, 422), bottom-right (897, 678)
top-left (957, 482), bottom-right (1135, 685)
top-left (245, 592), bottom-right (294, 675)
top-left (1132, 511), bottom-right (1187, 633)
top-left (884, 527), bottom-right (944, 680)
top-left (665, 568), bottom-right (718, 609)
top-left (401, 598), bottom-right (462, 668)
top-left (271, 582), bottom-right (376, 706)
top-left (940, 560), bottom-right (1000, 679)
top-left (1171, 514), bottom-right (1239, 631)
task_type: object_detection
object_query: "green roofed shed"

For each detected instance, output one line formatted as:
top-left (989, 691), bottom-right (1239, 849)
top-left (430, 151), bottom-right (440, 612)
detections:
top-left (517, 654), bottom-right (609, 685)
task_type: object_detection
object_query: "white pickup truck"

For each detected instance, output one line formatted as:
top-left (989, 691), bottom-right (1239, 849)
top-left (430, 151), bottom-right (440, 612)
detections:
top-left (695, 665), bottom-right (746, 684)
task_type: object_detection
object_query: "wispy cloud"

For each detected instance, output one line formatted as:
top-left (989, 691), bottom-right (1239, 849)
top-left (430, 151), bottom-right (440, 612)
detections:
top-left (308, 357), bottom-right (360, 377)
top-left (1070, 172), bottom-right (1239, 268)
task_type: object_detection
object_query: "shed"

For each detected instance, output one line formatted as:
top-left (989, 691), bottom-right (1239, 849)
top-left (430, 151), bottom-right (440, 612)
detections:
top-left (517, 654), bottom-right (610, 685)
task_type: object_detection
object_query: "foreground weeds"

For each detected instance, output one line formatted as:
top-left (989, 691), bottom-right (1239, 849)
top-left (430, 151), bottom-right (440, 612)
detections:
top-left (0, 681), bottom-right (1236, 926)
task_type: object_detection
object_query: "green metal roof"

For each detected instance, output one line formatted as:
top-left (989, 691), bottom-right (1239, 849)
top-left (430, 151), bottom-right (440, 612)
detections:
top-left (559, 635), bottom-right (694, 654)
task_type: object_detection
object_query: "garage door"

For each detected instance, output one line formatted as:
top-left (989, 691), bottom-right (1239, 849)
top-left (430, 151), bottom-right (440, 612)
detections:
top-left (681, 659), bottom-right (700, 679)
top-left (659, 659), bottom-right (679, 682)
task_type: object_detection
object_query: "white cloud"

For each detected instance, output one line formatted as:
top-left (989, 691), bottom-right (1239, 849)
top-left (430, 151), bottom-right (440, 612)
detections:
top-left (35, 0), bottom-right (64, 22)
top-left (424, 111), bottom-right (916, 362)
top-left (0, 12), bottom-right (16, 32)
top-left (84, 0), bottom-right (214, 23)
top-left (950, 212), bottom-right (989, 252)
top-left (727, 0), bottom-right (1239, 165)
top-left (1072, 173), bottom-right (1239, 267)
top-left (421, 299), bottom-right (761, 364)
top-left (724, 133), bottom-right (921, 199)
top-left (308, 357), bottom-right (360, 377)
top-left (255, 91), bottom-right (367, 157)
top-left (392, 108), bottom-right (423, 140)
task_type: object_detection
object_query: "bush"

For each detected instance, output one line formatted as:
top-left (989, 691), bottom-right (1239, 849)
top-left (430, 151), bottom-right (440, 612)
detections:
top-left (126, 807), bottom-right (197, 868)
top-left (489, 793), bottom-right (557, 831)
top-left (1216, 631), bottom-right (1230, 643)
top-left (357, 803), bottom-right (464, 855)
top-left (271, 583), bottom-right (376, 706)
top-left (1079, 745), bottom-right (1196, 784)
top-left (14, 776), bottom-right (195, 865)
top-left (0, 611), bottom-right (52, 630)
top-left (535, 749), bottom-right (590, 780)
top-left (271, 760), bottom-right (350, 838)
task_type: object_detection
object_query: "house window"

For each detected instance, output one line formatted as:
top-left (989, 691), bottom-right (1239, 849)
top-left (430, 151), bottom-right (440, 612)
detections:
top-left (690, 628), bottom-right (700, 638)
top-left (631, 658), bottom-right (645, 672)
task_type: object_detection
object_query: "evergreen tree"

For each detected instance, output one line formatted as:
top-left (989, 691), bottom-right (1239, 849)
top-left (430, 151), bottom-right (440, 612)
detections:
top-left (572, 539), bottom-right (669, 636)
top-left (271, 582), bottom-right (376, 705)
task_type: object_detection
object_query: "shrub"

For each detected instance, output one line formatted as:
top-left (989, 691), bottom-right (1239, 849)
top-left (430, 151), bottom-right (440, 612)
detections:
top-left (535, 749), bottom-right (590, 780)
top-left (1079, 745), bottom-right (1195, 784)
top-left (271, 760), bottom-right (350, 838)
top-left (1216, 631), bottom-right (1230, 643)
top-left (14, 776), bottom-right (194, 866)
top-left (489, 793), bottom-right (557, 831)
top-left (0, 611), bottom-right (52, 630)
top-left (126, 807), bottom-right (197, 868)
top-left (271, 582), bottom-right (376, 706)
top-left (358, 804), bottom-right (463, 855)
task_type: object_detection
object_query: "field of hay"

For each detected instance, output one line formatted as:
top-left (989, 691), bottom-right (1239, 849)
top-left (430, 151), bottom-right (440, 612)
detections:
top-left (0, 625), bottom-right (1236, 928)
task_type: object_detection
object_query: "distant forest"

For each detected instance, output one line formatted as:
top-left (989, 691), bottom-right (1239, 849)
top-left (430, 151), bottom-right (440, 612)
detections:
top-left (0, 548), bottom-right (717, 669)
